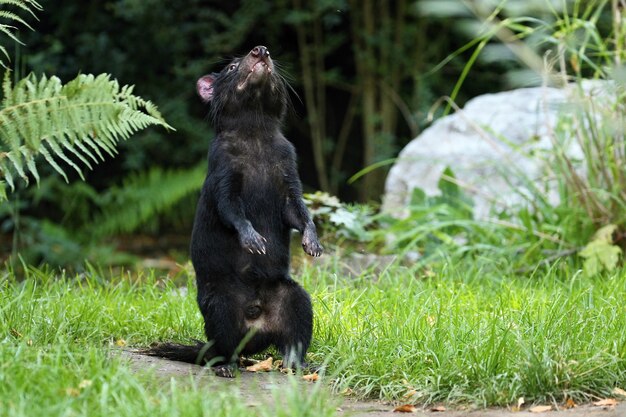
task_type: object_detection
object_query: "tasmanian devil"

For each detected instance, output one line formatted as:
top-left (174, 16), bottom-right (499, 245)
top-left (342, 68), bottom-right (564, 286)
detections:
top-left (144, 46), bottom-right (323, 377)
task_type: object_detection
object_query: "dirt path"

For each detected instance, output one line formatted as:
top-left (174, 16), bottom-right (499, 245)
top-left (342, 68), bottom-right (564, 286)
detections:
top-left (120, 351), bottom-right (625, 417)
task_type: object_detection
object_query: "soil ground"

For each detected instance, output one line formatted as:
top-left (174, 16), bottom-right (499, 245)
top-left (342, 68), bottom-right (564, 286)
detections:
top-left (120, 350), bottom-right (626, 417)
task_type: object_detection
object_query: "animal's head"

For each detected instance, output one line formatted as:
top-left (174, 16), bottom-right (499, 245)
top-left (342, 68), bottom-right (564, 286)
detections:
top-left (197, 46), bottom-right (288, 128)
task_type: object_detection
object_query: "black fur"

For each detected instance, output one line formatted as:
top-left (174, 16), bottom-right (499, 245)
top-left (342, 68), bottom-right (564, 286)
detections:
top-left (143, 46), bottom-right (322, 377)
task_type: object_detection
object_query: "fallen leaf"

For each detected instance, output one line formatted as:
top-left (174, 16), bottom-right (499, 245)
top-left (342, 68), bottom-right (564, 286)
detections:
top-left (279, 367), bottom-right (294, 374)
top-left (613, 387), bottom-right (626, 398)
top-left (511, 397), bottom-right (525, 412)
top-left (564, 398), bottom-right (576, 409)
top-left (431, 405), bottom-right (446, 412)
top-left (78, 380), bottom-right (92, 389)
top-left (302, 372), bottom-right (319, 382)
top-left (529, 405), bottom-right (552, 413)
top-left (393, 404), bottom-right (417, 413)
top-left (10, 328), bottom-right (22, 338)
top-left (245, 357), bottom-right (273, 372)
top-left (115, 339), bottom-right (126, 347)
top-left (65, 388), bottom-right (80, 397)
top-left (403, 389), bottom-right (418, 399)
top-left (593, 398), bottom-right (617, 407)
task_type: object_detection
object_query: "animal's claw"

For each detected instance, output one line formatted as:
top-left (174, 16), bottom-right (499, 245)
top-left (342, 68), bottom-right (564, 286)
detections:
top-left (213, 364), bottom-right (236, 378)
top-left (241, 228), bottom-right (267, 255)
top-left (302, 233), bottom-right (323, 258)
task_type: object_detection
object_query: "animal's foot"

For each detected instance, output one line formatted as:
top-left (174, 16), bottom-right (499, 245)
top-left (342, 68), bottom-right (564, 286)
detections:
top-left (213, 364), bottom-right (237, 378)
top-left (302, 228), bottom-right (323, 257)
top-left (240, 228), bottom-right (267, 255)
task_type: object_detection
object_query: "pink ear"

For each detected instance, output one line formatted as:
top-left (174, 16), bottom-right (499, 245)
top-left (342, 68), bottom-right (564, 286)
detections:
top-left (197, 75), bottom-right (215, 102)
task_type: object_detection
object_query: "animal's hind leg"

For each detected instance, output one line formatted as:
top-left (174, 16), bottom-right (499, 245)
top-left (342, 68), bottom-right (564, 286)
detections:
top-left (198, 289), bottom-right (246, 376)
top-left (272, 279), bottom-right (313, 369)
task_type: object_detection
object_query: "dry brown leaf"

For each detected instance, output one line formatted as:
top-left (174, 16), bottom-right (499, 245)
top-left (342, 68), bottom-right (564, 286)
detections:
top-left (423, 268), bottom-right (436, 279)
top-left (511, 397), bottom-right (525, 412)
top-left (302, 372), bottom-right (319, 382)
top-left (10, 328), bottom-right (22, 338)
top-left (65, 388), bottom-right (80, 397)
top-left (564, 398), bottom-right (576, 409)
top-left (403, 389), bottom-right (418, 399)
top-left (245, 357), bottom-right (273, 372)
top-left (393, 404), bottom-right (417, 413)
top-left (431, 405), bottom-right (446, 412)
top-left (78, 380), bottom-right (92, 389)
top-left (593, 398), bottom-right (618, 407)
top-left (613, 387), bottom-right (626, 398)
top-left (529, 405), bottom-right (552, 413)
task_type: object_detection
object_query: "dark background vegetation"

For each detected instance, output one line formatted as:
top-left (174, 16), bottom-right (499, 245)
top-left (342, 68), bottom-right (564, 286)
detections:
top-left (13, 0), bottom-right (511, 194)
top-left (0, 0), bottom-right (617, 267)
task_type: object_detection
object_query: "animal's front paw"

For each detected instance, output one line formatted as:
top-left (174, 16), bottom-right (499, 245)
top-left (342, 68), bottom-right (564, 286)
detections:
top-left (240, 228), bottom-right (267, 255)
top-left (302, 228), bottom-right (323, 257)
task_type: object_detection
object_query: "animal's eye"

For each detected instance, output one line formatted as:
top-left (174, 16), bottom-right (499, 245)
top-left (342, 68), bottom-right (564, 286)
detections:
top-left (227, 64), bottom-right (237, 72)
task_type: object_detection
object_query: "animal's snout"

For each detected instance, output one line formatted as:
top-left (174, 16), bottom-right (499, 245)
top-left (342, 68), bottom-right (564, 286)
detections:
top-left (251, 46), bottom-right (269, 58)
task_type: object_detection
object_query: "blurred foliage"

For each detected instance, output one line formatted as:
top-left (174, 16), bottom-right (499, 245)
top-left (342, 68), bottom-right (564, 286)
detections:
top-left (0, 0), bottom-right (515, 266)
top-left (304, 0), bottom-right (626, 277)
top-left (368, 0), bottom-right (626, 274)
top-left (0, 0), bottom-right (173, 268)
top-left (0, 71), bottom-right (172, 199)
top-left (7, 0), bottom-right (518, 186)
top-left (304, 191), bottom-right (376, 243)
top-left (0, 0), bottom-right (621, 269)
top-left (421, 0), bottom-right (621, 113)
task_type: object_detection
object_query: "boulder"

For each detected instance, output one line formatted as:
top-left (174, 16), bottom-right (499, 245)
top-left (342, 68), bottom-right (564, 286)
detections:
top-left (382, 82), bottom-right (610, 219)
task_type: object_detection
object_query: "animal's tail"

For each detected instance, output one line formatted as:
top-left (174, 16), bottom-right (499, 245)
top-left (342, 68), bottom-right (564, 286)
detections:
top-left (139, 340), bottom-right (216, 365)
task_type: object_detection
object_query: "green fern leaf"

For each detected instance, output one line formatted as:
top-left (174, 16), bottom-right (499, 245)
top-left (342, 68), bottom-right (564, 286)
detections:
top-left (89, 164), bottom-right (206, 238)
top-left (0, 71), bottom-right (173, 197)
top-left (0, 10), bottom-right (34, 31)
top-left (0, 159), bottom-right (14, 188)
top-left (0, 0), bottom-right (42, 17)
top-left (0, 0), bottom-right (41, 67)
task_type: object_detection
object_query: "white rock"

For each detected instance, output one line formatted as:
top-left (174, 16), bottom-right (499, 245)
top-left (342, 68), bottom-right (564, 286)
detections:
top-left (383, 81), bottom-right (611, 219)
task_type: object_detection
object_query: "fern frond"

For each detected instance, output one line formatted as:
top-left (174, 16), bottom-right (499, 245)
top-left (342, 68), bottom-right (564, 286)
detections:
top-left (0, 10), bottom-right (34, 30)
top-left (0, 0), bottom-right (41, 66)
top-left (0, 71), bottom-right (174, 199)
top-left (0, 0), bottom-right (42, 16)
top-left (89, 164), bottom-right (206, 238)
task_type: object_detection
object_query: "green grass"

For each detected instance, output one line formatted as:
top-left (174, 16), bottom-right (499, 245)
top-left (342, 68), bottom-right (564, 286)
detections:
top-left (0, 267), bottom-right (337, 417)
top-left (1, 259), bottom-right (625, 416)
top-left (308, 260), bottom-right (626, 406)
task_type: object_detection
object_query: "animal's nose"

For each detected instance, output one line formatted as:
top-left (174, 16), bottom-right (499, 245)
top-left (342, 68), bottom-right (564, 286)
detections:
top-left (251, 46), bottom-right (269, 58)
